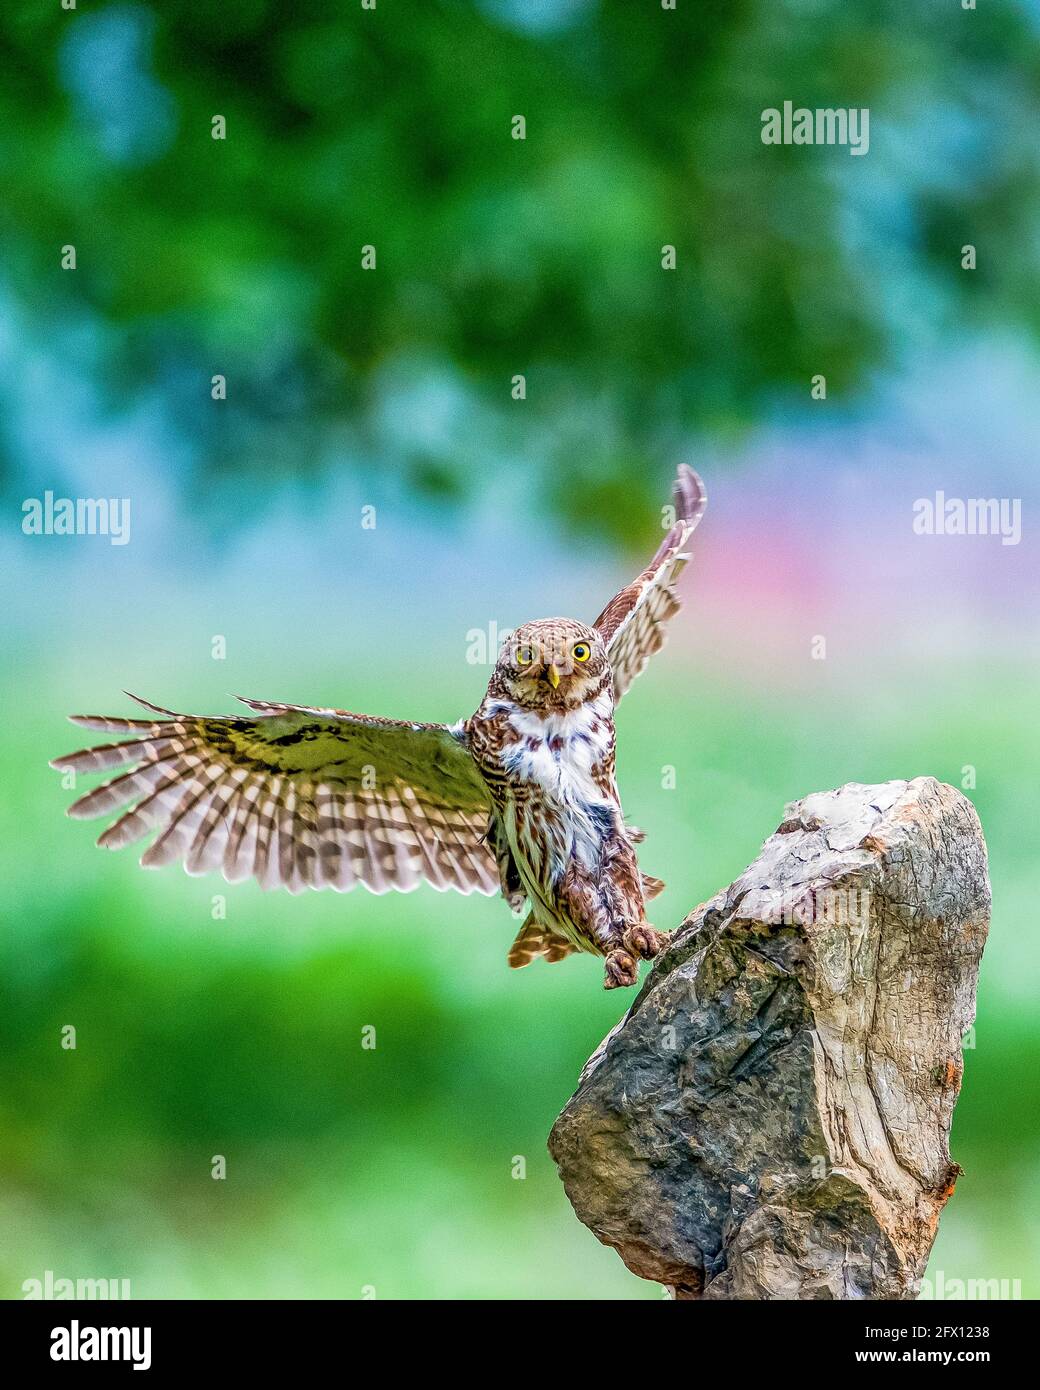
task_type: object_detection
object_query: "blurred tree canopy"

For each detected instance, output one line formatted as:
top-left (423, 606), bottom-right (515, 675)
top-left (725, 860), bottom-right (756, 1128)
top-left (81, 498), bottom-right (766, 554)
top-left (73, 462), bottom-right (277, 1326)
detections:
top-left (1, 0), bottom-right (1038, 539)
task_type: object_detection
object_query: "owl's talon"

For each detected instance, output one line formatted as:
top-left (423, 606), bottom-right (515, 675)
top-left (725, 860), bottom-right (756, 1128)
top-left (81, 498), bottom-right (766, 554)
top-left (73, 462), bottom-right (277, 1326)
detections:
top-left (623, 923), bottom-right (668, 961)
top-left (604, 949), bottom-right (638, 989)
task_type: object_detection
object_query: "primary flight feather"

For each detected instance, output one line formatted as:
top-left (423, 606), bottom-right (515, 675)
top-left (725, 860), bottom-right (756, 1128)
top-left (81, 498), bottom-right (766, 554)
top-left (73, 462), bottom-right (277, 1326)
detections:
top-left (53, 466), bottom-right (706, 989)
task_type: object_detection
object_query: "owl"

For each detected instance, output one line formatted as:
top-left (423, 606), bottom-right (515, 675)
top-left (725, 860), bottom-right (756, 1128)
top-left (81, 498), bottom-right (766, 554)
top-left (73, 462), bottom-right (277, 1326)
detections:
top-left (53, 467), bottom-right (706, 989)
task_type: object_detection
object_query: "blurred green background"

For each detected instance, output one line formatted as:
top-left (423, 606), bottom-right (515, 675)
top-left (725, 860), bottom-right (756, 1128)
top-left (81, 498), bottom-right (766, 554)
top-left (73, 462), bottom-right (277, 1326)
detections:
top-left (2, 0), bottom-right (1039, 1299)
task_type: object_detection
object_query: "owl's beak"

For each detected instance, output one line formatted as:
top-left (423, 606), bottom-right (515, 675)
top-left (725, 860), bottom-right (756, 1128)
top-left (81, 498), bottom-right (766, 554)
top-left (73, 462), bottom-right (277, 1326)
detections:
top-left (547, 663), bottom-right (561, 689)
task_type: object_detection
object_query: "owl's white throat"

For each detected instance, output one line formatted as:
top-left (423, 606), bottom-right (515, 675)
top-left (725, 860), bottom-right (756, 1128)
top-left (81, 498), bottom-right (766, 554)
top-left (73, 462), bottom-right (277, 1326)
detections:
top-left (493, 692), bottom-right (612, 793)
top-left (488, 691), bottom-right (611, 743)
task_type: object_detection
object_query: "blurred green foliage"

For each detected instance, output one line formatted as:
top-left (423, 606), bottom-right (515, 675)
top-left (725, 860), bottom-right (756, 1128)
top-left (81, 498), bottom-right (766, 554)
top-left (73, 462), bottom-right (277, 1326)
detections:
top-left (2, 0), bottom-right (1039, 538)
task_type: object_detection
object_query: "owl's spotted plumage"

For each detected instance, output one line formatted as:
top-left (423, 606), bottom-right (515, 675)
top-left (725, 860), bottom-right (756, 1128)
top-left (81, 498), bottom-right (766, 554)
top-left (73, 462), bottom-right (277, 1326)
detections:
top-left (466, 618), bottom-right (652, 985)
top-left (53, 467), bottom-right (707, 989)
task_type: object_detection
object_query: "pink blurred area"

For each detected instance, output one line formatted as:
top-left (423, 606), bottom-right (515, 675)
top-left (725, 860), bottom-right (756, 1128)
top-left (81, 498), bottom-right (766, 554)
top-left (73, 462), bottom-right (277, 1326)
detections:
top-left (669, 352), bottom-right (1038, 691)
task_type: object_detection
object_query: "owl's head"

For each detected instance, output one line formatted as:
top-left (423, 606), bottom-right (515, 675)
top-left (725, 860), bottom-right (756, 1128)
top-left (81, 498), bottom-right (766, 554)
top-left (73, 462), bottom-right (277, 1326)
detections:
top-left (491, 618), bottom-right (611, 711)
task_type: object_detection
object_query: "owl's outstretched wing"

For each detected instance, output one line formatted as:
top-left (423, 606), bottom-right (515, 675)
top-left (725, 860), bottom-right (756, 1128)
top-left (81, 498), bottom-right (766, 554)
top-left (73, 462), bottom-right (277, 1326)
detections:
top-left (51, 694), bottom-right (498, 896)
top-left (593, 465), bottom-right (707, 704)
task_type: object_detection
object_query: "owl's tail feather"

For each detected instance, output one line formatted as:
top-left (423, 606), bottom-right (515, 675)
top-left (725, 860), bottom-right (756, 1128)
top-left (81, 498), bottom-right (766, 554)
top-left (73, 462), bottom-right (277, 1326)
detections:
top-left (641, 873), bottom-right (666, 901)
top-left (507, 913), bottom-right (577, 969)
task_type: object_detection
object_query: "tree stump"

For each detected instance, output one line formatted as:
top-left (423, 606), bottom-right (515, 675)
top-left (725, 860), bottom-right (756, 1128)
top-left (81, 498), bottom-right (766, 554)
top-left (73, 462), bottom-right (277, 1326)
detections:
top-left (548, 778), bottom-right (990, 1299)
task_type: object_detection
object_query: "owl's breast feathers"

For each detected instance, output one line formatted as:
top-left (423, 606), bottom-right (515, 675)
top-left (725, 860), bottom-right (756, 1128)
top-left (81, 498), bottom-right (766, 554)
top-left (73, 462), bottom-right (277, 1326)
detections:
top-left (465, 690), bottom-right (645, 955)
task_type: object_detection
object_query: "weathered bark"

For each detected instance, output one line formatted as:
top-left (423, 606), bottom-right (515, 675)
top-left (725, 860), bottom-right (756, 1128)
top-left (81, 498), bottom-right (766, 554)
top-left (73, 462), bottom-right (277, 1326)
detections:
top-left (549, 778), bottom-right (990, 1299)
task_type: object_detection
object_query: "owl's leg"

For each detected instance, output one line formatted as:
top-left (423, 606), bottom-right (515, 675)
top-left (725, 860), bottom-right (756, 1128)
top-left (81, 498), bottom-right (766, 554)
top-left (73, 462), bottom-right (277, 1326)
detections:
top-left (603, 948), bottom-right (638, 989)
top-left (557, 864), bottom-right (641, 988)
top-left (623, 923), bottom-right (670, 960)
top-left (604, 925), bottom-right (668, 989)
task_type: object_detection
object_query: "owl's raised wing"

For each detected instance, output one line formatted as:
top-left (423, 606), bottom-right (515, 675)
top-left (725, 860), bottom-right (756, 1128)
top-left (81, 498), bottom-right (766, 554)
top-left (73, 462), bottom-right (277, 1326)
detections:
top-left (52, 694), bottom-right (498, 896)
top-left (593, 465), bottom-right (707, 704)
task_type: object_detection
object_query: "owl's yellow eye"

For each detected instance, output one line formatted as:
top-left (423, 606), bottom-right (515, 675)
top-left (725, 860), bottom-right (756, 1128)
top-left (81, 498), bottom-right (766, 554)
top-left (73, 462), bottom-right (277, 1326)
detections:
top-left (516, 646), bottom-right (535, 666)
top-left (572, 643), bottom-right (591, 662)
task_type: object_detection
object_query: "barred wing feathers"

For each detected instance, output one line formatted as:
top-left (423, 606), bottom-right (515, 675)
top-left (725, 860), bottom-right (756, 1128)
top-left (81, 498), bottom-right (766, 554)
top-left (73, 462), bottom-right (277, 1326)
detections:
top-left (52, 694), bottom-right (498, 896)
top-left (593, 465), bottom-right (707, 703)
